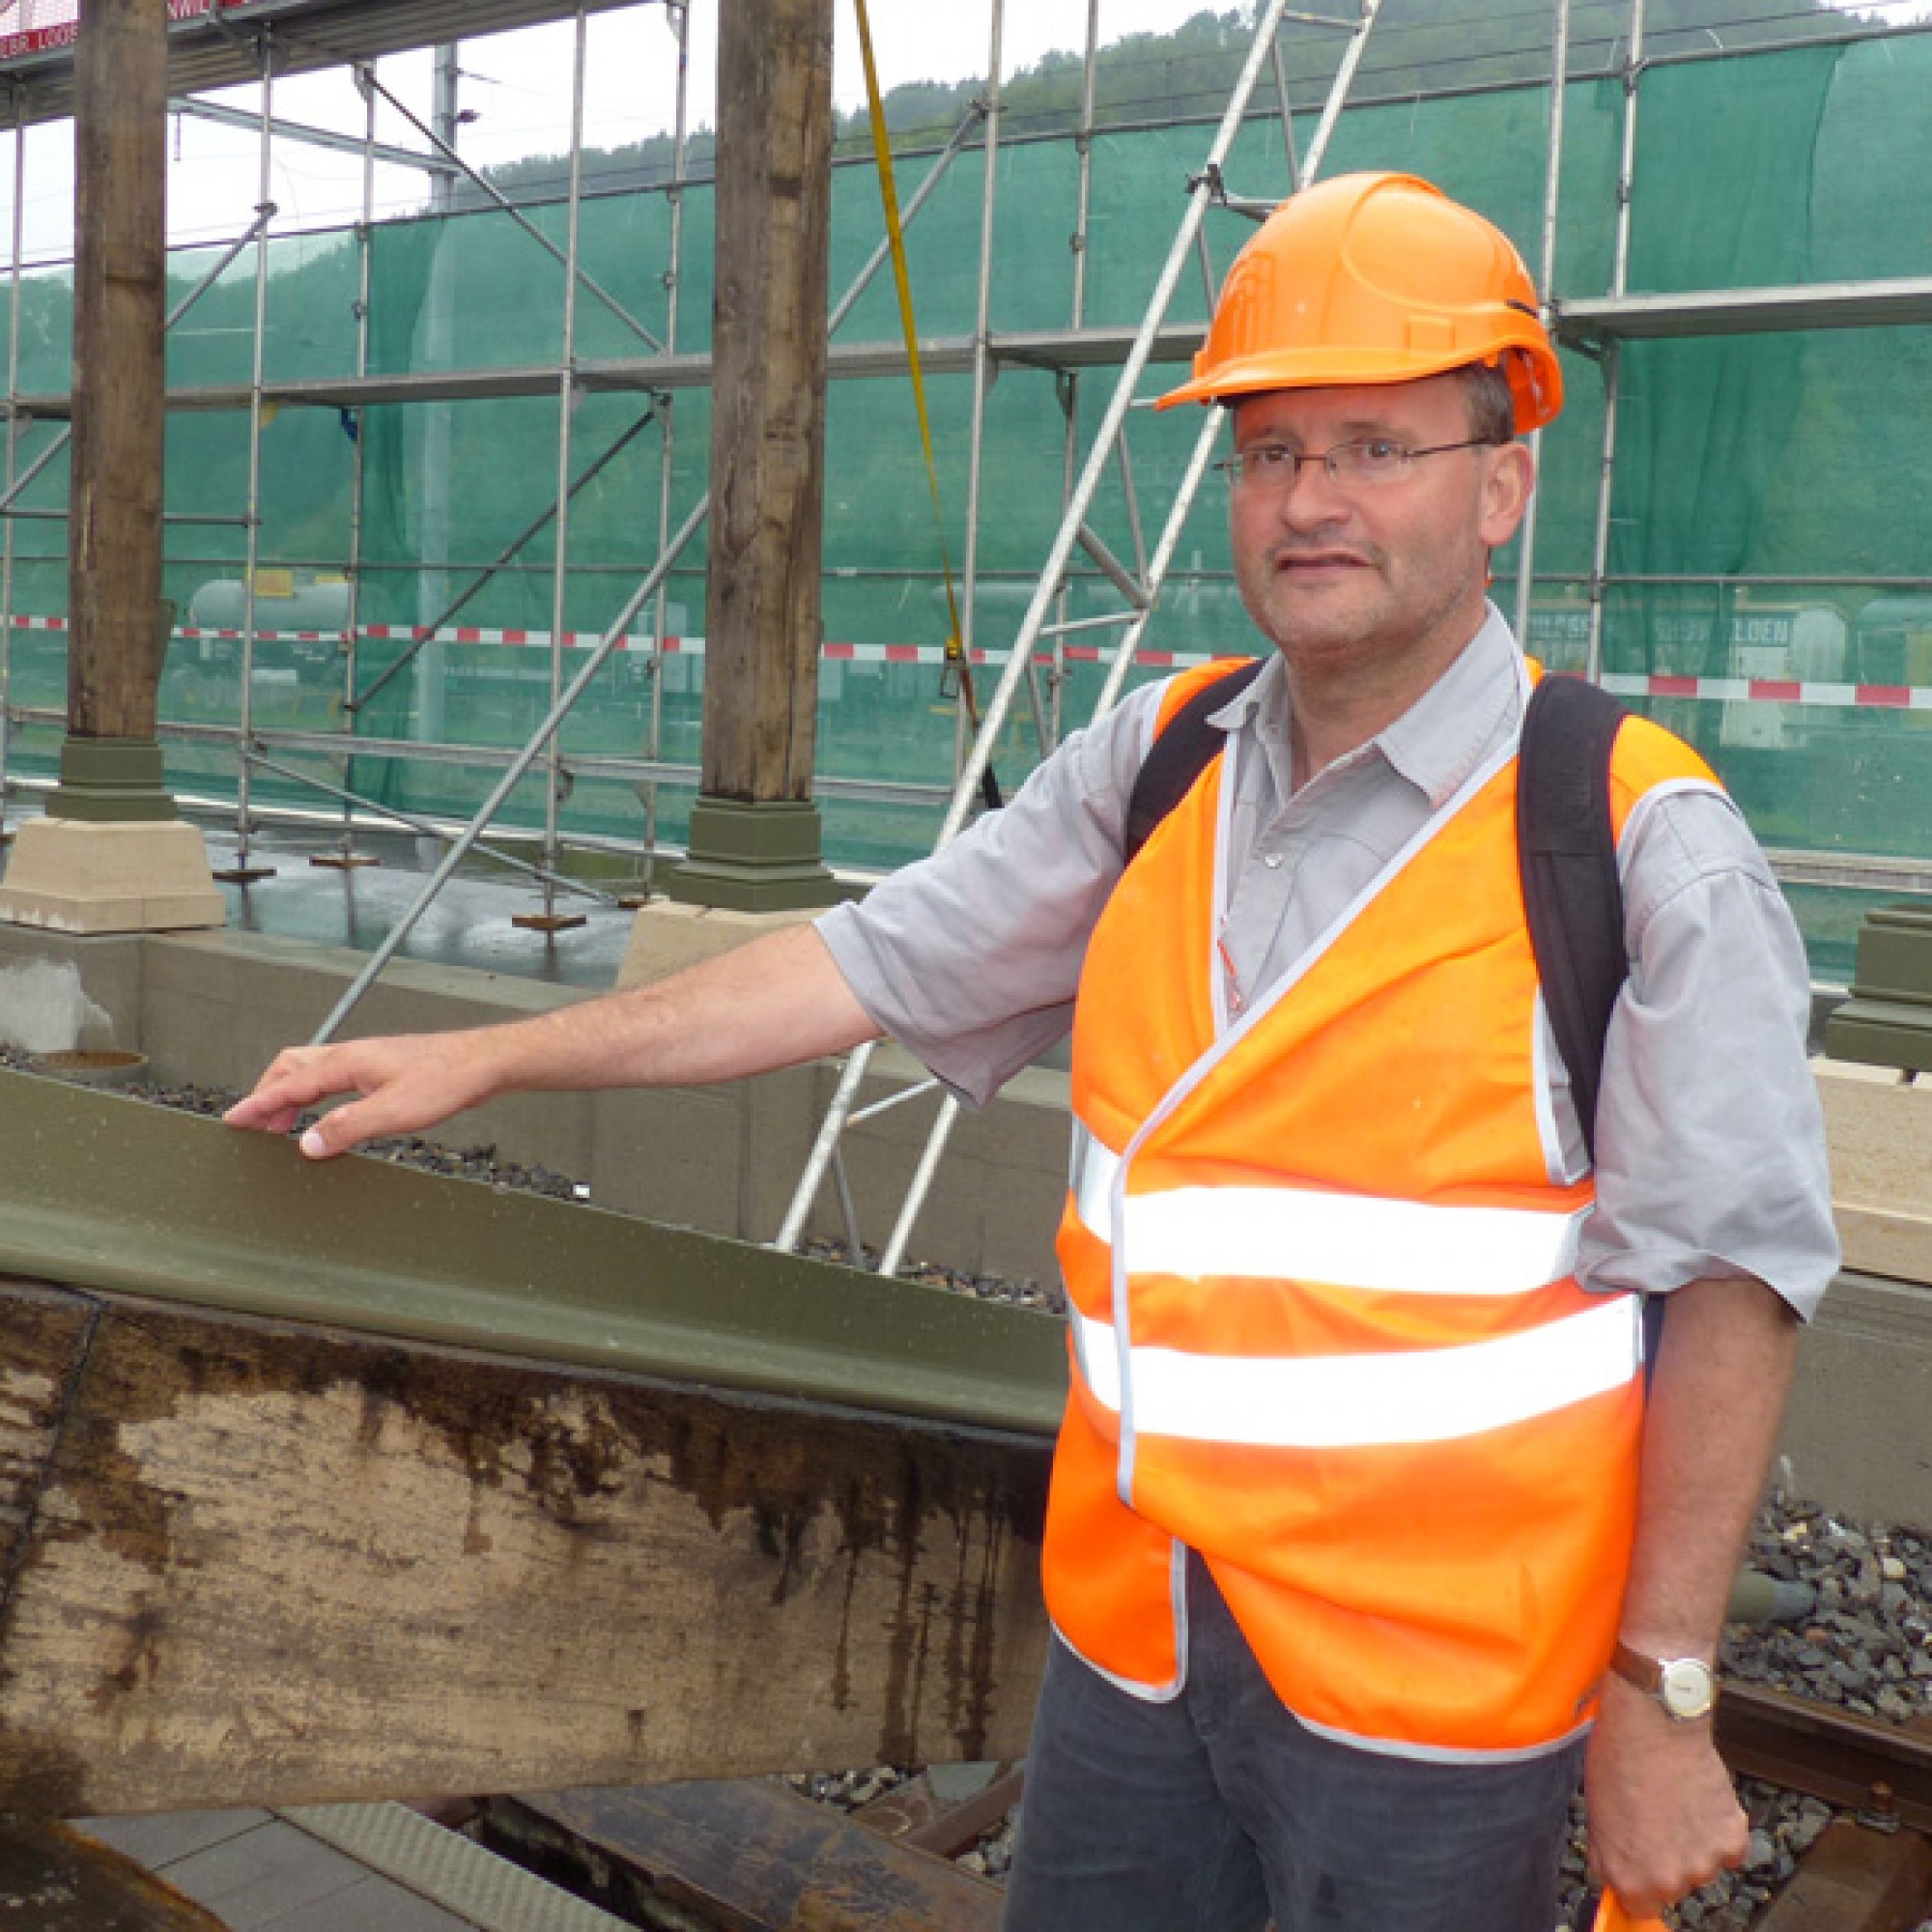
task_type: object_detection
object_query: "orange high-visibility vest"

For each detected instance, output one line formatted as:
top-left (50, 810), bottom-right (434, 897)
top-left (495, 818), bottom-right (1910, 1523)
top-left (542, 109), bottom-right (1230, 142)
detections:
top-left (1042, 658), bottom-right (1723, 1759)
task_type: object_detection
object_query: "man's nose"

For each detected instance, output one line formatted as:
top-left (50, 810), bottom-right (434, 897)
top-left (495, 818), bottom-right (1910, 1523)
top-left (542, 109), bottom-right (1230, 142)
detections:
top-left (1275, 454), bottom-right (1351, 526)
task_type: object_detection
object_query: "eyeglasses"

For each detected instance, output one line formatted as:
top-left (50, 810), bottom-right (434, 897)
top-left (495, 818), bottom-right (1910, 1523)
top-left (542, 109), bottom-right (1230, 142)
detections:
top-left (1214, 436), bottom-right (1501, 494)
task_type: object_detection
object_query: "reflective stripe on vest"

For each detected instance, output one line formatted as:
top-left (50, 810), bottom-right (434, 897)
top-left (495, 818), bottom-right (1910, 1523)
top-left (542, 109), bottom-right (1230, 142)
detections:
top-left (1071, 1127), bottom-right (1587, 1296)
top-left (1069, 1294), bottom-right (1641, 1448)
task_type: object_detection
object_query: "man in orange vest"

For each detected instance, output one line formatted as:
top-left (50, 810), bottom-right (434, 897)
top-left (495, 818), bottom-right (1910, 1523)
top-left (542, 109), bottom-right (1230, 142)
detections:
top-left (228, 173), bottom-right (1836, 1929)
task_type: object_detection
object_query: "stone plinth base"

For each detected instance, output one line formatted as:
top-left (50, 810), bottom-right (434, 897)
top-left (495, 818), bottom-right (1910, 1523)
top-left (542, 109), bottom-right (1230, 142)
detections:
top-left (0, 819), bottom-right (226, 933)
top-left (1815, 1054), bottom-right (1932, 1287)
top-left (617, 896), bottom-right (824, 991)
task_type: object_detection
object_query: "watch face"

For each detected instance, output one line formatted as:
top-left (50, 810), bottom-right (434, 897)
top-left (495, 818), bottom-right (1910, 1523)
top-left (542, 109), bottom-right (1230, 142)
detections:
top-left (1659, 1658), bottom-right (1715, 1719)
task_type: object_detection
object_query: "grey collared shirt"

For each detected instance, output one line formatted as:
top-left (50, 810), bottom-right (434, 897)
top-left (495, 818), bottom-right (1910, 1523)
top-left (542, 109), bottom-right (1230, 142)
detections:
top-left (818, 609), bottom-right (1839, 1320)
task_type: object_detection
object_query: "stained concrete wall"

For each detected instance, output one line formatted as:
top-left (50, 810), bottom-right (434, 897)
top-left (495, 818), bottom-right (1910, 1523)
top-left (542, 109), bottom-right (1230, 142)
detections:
top-left (3, 919), bottom-right (1931, 1526)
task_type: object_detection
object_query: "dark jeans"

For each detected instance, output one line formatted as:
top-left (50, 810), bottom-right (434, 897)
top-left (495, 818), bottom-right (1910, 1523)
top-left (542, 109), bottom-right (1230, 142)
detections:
top-left (1003, 1557), bottom-right (1585, 1932)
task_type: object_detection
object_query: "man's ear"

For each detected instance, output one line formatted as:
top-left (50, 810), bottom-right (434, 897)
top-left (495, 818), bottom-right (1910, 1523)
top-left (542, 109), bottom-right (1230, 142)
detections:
top-left (1478, 440), bottom-right (1537, 549)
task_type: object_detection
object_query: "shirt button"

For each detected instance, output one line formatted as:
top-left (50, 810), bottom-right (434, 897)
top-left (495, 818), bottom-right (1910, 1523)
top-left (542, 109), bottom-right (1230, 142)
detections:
top-left (1263, 852), bottom-right (1283, 869)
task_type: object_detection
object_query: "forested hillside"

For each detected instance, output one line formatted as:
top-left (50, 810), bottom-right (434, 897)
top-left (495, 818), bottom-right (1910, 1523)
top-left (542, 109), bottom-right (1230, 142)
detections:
top-left (469, 0), bottom-right (1869, 206)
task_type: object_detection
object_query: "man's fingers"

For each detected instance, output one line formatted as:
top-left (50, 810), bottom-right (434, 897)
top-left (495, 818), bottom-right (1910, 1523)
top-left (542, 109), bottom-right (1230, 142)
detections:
top-left (298, 1103), bottom-right (369, 1159)
top-left (226, 1048), bottom-right (353, 1122)
top-left (227, 1033), bottom-right (491, 1158)
top-left (295, 1066), bottom-right (460, 1157)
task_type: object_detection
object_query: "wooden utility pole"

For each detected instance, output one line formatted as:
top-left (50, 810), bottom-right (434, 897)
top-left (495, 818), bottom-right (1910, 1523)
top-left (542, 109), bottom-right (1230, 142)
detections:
top-left (0, 0), bottom-right (222, 929)
top-left (667, 0), bottom-right (838, 911)
top-left (62, 0), bottom-right (170, 804)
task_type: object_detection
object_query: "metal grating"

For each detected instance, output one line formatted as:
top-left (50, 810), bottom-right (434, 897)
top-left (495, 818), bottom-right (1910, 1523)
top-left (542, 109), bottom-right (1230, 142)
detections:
top-left (281, 1804), bottom-right (636, 1932)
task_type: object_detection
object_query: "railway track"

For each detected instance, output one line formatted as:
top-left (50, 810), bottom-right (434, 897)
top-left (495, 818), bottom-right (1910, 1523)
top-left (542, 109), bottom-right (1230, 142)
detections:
top-left (1715, 1683), bottom-right (1932, 1932)
top-left (465, 1681), bottom-right (1932, 1932)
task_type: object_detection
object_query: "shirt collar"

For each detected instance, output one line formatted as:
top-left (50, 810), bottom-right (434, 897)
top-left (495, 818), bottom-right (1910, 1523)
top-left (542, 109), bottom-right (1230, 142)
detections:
top-left (1205, 603), bottom-right (1525, 811)
top-left (1378, 605), bottom-right (1524, 808)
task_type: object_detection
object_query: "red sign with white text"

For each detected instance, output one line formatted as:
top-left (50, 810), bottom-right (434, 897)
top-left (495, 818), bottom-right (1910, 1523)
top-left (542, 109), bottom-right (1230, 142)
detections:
top-left (0, 0), bottom-right (250, 65)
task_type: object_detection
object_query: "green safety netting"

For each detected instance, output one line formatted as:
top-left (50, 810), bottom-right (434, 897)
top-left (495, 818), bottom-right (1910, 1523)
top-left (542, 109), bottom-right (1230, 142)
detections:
top-left (0, 29), bottom-right (1927, 976)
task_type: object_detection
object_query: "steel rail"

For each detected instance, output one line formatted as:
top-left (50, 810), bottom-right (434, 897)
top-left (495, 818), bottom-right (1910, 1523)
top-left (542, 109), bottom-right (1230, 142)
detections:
top-left (825, 101), bottom-right (987, 339)
top-left (1718, 1680), bottom-right (1932, 1833)
top-left (1044, 0), bottom-right (1104, 753)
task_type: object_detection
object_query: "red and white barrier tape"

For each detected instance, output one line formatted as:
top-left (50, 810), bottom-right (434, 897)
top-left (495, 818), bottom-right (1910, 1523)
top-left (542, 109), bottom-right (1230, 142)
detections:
top-left (8, 615), bottom-right (1927, 703)
top-left (1600, 671), bottom-right (1932, 711)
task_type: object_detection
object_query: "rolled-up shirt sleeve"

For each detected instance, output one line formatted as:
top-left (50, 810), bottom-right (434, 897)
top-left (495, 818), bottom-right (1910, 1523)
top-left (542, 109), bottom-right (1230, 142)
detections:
top-left (1580, 787), bottom-right (1839, 1321)
top-left (816, 684), bottom-right (1164, 1106)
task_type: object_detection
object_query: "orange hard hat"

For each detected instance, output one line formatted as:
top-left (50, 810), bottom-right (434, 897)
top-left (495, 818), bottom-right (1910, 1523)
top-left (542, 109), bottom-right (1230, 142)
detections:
top-left (1157, 171), bottom-right (1562, 432)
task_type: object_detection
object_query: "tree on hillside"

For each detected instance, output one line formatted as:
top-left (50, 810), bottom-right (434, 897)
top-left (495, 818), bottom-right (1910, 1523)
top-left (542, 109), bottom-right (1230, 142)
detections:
top-left (463, 0), bottom-right (1868, 211)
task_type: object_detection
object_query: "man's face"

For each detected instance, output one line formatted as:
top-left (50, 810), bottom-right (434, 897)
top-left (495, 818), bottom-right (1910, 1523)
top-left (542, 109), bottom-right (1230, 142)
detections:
top-left (1227, 371), bottom-right (1533, 685)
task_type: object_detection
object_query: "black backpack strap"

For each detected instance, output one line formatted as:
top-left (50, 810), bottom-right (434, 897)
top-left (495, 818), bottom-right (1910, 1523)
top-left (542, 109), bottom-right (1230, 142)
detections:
top-left (1517, 671), bottom-right (1668, 1381)
top-left (1123, 657), bottom-right (1267, 866)
top-left (1516, 671), bottom-right (1629, 1167)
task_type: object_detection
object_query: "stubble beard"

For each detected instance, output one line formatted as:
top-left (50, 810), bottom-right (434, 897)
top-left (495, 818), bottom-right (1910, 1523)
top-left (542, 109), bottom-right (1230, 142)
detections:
top-left (1236, 538), bottom-right (1491, 701)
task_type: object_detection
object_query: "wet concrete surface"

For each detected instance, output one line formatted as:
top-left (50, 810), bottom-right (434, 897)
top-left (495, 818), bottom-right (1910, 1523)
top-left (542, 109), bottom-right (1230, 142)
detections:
top-left (195, 819), bottom-right (639, 992)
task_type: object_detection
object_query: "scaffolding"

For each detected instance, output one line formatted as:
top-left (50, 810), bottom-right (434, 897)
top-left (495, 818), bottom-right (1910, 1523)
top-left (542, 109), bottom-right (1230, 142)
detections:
top-left (777, 0), bottom-right (1387, 1273)
top-left (1, 0), bottom-right (1931, 1267)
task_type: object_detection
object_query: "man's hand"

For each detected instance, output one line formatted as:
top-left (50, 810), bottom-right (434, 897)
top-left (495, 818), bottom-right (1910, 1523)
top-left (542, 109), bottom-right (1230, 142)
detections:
top-left (224, 1029), bottom-right (509, 1158)
top-left (224, 923), bottom-right (884, 1159)
top-left (1583, 1671), bottom-right (1747, 1918)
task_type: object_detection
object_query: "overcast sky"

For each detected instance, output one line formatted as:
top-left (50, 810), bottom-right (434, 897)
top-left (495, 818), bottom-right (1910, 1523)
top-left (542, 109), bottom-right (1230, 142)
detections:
top-left (0, 0), bottom-right (1207, 262)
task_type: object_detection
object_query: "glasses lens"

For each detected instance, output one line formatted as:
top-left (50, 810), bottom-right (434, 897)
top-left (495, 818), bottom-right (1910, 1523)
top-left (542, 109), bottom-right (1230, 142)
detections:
top-left (1235, 447), bottom-right (1290, 489)
top-left (1329, 440), bottom-right (1407, 486)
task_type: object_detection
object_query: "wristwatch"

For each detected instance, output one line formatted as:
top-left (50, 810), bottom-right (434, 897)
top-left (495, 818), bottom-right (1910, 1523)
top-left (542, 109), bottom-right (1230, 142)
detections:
top-left (1609, 1640), bottom-right (1718, 1721)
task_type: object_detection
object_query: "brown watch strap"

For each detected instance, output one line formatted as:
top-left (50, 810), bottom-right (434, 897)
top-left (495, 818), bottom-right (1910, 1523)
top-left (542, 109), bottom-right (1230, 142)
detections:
top-left (1609, 1639), bottom-right (1662, 1694)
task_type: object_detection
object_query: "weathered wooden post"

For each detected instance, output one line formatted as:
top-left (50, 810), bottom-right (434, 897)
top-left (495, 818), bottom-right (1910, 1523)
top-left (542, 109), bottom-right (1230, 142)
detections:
top-left (0, 0), bottom-right (222, 932)
top-left (665, 0), bottom-right (838, 911)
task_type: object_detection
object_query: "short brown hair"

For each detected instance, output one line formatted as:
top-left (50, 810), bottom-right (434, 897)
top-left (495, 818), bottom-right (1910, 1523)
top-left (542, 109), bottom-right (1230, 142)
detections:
top-left (1461, 360), bottom-right (1517, 444)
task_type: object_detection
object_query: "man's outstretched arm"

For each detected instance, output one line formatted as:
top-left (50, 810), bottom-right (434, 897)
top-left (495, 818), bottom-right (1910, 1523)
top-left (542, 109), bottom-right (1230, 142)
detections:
top-left (224, 921), bottom-right (881, 1158)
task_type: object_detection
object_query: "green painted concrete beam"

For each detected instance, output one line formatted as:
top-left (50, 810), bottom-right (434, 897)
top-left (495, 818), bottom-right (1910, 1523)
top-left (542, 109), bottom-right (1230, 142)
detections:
top-left (0, 1066), bottom-right (1065, 1437)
